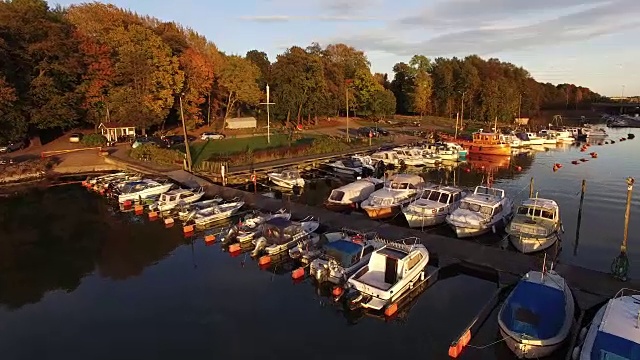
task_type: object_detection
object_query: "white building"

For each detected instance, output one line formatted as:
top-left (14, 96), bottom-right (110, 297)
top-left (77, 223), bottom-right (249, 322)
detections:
top-left (225, 117), bottom-right (257, 130)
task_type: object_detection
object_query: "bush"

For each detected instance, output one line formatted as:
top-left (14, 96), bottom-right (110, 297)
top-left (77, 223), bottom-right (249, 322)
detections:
top-left (130, 144), bottom-right (182, 166)
top-left (81, 133), bottom-right (107, 146)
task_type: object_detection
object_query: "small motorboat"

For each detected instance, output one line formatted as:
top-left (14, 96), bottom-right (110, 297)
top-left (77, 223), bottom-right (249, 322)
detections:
top-left (92, 173), bottom-right (142, 193)
top-left (115, 179), bottom-right (174, 204)
top-left (177, 197), bottom-right (223, 220)
top-left (507, 198), bottom-right (562, 253)
top-left (393, 147), bottom-right (428, 166)
top-left (324, 177), bottom-right (385, 212)
top-left (220, 209), bottom-right (291, 244)
top-left (446, 186), bottom-right (514, 238)
top-left (192, 201), bottom-right (244, 226)
top-left (346, 241), bottom-right (429, 311)
top-left (308, 232), bottom-right (385, 284)
top-left (499, 269), bottom-right (574, 359)
top-left (423, 143), bottom-right (459, 161)
top-left (84, 172), bottom-right (129, 189)
top-left (445, 142), bottom-right (468, 159)
top-left (251, 217), bottom-right (320, 256)
top-left (571, 288), bottom-right (640, 360)
top-left (149, 187), bottom-right (205, 212)
top-left (267, 170), bottom-right (305, 189)
top-left (327, 158), bottom-right (367, 177)
top-left (403, 185), bottom-right (468, 228)
top-left (360, 174), bottom-right (425, 220)
top-left (370, 150), bottom-right (401, 166)
top-left (526, 132), bottom-right (546, 146)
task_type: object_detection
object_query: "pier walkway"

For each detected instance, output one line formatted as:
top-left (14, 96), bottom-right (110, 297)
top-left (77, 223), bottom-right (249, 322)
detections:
top-left (166, 170), bottom-right (638, 311)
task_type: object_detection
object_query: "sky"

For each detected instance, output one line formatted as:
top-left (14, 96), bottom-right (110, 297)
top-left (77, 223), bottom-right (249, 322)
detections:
top-left (48, 0), bottom-right (640, 97)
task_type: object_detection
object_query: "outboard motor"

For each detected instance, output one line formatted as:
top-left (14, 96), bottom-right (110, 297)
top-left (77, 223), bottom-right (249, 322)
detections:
top-left (251, 236), bottom-right (267, 257)
top-left (374, 160), bottom-right (385, 179)
top-left (220, 225), bottom-right (239, 244)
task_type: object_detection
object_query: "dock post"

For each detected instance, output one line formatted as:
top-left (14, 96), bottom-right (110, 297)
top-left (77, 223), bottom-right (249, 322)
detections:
top-left (611, 177), bottom-right (634, 281)
top-left (574, 179), bottom-right (586, 255)
top-left (529, 177), bottom-right (534, 198)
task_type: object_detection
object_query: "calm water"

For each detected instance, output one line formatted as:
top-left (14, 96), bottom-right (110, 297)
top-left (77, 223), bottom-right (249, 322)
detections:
top-left (0, 127), bottom-right (638, 360)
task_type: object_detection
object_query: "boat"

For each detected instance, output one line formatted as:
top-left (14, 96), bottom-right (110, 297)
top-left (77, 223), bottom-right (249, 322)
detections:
top-left (251, 217), bottom-right (320, 256)
top-left (446, 185), bottom-right (514, 238)
top-left (501, 134), bottom-right (523, 148)
top-left (308, 232), bottom-right (385, 284)
top-left (506, 198), bottom-right (562, 253)
top-left (423, 143), bottom-right (459, 161)
top-left (393, 147), bottom-right (428, 166)
top-left (444, 142), bottom-right (468, 159)
top-left (324, 177), bottom-right (385, 212)
top-left (577, 128), bottom-right (608, 141)
top-left (571, 288), bottom-right (640, 360)
top-left (403, 185), bottom-right (468, 228)
top-left (177, 197), bottom-right (224, 220)
top-left (192, 201), bottom-right (244, 226)
top-left (115, 179), bottom-right (173, 204)
top-left (538, 130), bottom-right (558, 145)
top-left (149, 187), bottom-right (205, 212)
top-left (327, 158), bottom-right (369, 177)
top-left (499, 269), bottom-right (575, 359)
top-left (467, 131), bottom-right (511, 156)
top-left (526, 132), bottom-right (546, 146)
top-left (555, 130), bottom-right (575, 143)
top-left (91, 173), bottom-right (142, 192)
top-left (370, 150), bottom-right (401, 166)
top-left (345, 241), bottom-right (429, 311)
top-left (514, 132), bottom-right (532, 147)
top-left (84, 172), bottom-right (130, 189)
top-left (360, 174), bottom-right (425, 220)
top-left (220, 209), bottom-right (291, 244)
top-left (267, 170), bottom-right (305, 189)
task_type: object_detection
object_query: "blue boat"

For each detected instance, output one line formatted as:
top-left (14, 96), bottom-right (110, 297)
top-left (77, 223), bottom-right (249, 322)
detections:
top-left (572, 288), bottom-right (640, 360)
top-left (498, 270), bottom-right (575, 358)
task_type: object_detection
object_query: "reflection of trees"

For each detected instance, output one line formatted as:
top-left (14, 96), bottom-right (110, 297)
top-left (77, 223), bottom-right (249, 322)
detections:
top-left (0, 186), bottom-right (184, 309)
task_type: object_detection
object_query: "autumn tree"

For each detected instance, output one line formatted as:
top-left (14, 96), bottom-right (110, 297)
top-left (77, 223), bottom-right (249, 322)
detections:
top-left (218, 55), bottom-right (262, 119)
top-left (245, 50), bottom-right (270, 90)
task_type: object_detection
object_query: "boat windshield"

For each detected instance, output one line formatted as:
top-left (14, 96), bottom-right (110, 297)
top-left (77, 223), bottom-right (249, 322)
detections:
top-left (421, 190), bottom-right (450, 203)
top-left (264, 224), bottom-right (301, 245)
top-left (122, 183), bottom-right (146, 193)
top-left (591, 331), bottom-right (640, 360)
top-left (329, 190), bottom-right (345, 201)
top-left (517, 206), bottom-right (555, 219)
top-left (390, 182), bottom-right (410, 190)
top-left (459, 201), bottom-right (493, 215)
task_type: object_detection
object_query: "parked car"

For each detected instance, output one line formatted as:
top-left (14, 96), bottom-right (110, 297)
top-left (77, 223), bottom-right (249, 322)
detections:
top-left (0, 139), bottom-right (26, 153)
top-left (131, 137), bottom-right (163, 149)
top-left (357, 127), bottom-right (378, 138)
top-left (201, 132), bottom-right (225, 140)
top-left (162, 134), bottom-right (197, 147)
top-left (375, 127), bottom-right (390, 136)
top-left (69, 133), bottom-right (83, 143)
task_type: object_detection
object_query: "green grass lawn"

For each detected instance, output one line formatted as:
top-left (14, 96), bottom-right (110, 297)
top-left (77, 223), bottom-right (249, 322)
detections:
top-left (186, 134), bottom-right (316, 164)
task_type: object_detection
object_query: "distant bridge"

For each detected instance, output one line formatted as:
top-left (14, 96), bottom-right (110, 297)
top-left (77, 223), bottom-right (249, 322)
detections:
top-left (592, 102), bottom-right (640, 114)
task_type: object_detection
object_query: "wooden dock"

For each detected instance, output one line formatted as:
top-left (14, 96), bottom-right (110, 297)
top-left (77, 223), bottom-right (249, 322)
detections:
top-left (166, 170), bottom-right (638, 311)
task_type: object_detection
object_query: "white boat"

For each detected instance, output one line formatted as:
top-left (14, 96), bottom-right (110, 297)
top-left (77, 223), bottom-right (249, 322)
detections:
top-left (499, 270), bottom-right (575, 359)
top-left (92, 173), bottom-right (142, 192)
top-left (149, 187), bottom-right (205, 212)
top-left (555, 130), bottom-right (575, 143)
top-left (85, 172), bottom-right (129, 189)
top-left (538, 130), bottom-right (558, 145)
top-left (403, 186), bottom-right (468, 228)
top-left (267, 170), bottom-right (305, 189)
top-left (220, 209), bottom-right (291, 244)
top-left (507, 198), bottom-right (562, 253)
top-left (116, 179), bottom-right (173, 203)
top-left (177, 197), bottom-right (224, 220)
top-left (393, 147), bottom-right (427, 166)
top-left (325, 177), bottom-right (385, 212)
top-left (251, 217), bottom-right (320, 256)
top-left (327, 158), bottom-right (368, 176)
top-left (446, 186), bottom-right (514, 238)
top-left (351, 155), bottom-right (376, 171)
top-left (346, 242), bottom-right (429, 311)
top-left (308, 232), bottom-right (385, 283)
top-left (572, 288), bottom-right (640, 360)
top-left (501, 134), bottom-right (524, 148)
top-left (192, 201), bottom-right (244, 226)
top-left (420, 150), bottom-right (443, 165)
top-left (370, 150), bottom-right (401, 166)
top-left (526, 132), bottom-right (546, 146)
top-left (423, 143), bottom-right (459, 161)
top-left (360, 174), bottom-right (425, 220)
top-left (444, 142), bottom-right (468, 159)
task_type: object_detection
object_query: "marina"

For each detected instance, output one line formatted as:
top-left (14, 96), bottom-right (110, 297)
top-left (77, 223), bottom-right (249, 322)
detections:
top-left (0, 126), bottom-right (639, 360)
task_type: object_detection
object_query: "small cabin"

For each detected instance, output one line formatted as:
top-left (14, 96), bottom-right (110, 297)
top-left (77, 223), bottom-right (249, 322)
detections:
top-left (98, 123), bottom-right (136, 142)
top-left (371, 151), bottom-right (398, 164)
top-left (516, 198), bottom-right (559, 221)
top-left (360, 244), bottom-right (425, 289)
top-left (473, 132), bottom-right (506, 144)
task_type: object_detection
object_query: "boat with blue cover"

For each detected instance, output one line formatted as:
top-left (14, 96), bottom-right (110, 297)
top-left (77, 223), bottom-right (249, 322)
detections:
top-left (572, 288), bottom-right (640, 360)
top-left (498, 269), bottom-right (575, 358)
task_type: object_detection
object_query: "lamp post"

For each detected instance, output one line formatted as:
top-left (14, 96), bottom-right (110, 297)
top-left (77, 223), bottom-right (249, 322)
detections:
top-left (345, 79), bottom-right (353, 143)
top-left (260, 84), bottom-right (275, 144)
top-left (179, 94), bottom-right (193, 172)
top-left (460, 90), bottom-right (465, 130)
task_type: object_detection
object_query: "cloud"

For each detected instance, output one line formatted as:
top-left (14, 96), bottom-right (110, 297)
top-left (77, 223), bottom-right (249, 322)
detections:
top-left (238, 15), bottom-right (377, 22)
top-left (322, 0), bottom-right (382, 14)
top-left (330, 0), bottom-right (640, 56)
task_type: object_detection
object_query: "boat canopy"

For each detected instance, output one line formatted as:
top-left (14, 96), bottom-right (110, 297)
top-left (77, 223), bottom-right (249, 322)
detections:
top-left (500, 281), bottom-right (566, 340)
top-left (325, 239), bottom-right (363, 266)
top-left (591, 331), bottom-right (640, 359)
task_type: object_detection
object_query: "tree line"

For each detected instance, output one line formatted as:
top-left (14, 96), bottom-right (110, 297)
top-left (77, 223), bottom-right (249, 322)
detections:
top-left (0, 0), bottom-right (606, 143)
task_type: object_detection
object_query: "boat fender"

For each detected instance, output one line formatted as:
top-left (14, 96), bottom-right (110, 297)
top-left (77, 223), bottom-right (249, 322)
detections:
top-left (491, 225), bottom-right (496, 234)
top-left (571, 347), bottom-right (581, 360)
top-left (578, 327), bottom-right (587, 342)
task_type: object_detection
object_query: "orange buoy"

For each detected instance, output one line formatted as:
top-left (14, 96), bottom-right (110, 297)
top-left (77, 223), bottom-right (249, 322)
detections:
top-left (164, 217), bottom-right (174, 225)
top-left (99, 189), bottom-right (106, 195)
top-left (148, 211), bottom-right (158, 220)
top-left (204, 234), bottom-right (216, 243)
top-left (134, 205), bottom-right (144, 215)
top-left (515, 166), bottom-right (522, 171)
top-left (384, 303), bottom-right (398, 317)
top-left (123, 200), bottom-right (132, 207)
top-left (258, 255), bottom-right (271, 266)
top-left (183, 224), bottom-right (194, 233)
top-left (291, 267), bottom-right (305, 280)
top-left (553, 165), bottom-right (559, 172)
top-left (580, 148), bottom-right (586, 152)
top-left (332, 286), bottom-right (343, 297)
top-left (228, 243), bottom-right (241, 253)
top-left (591, 153), bottom-right (598, 158)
